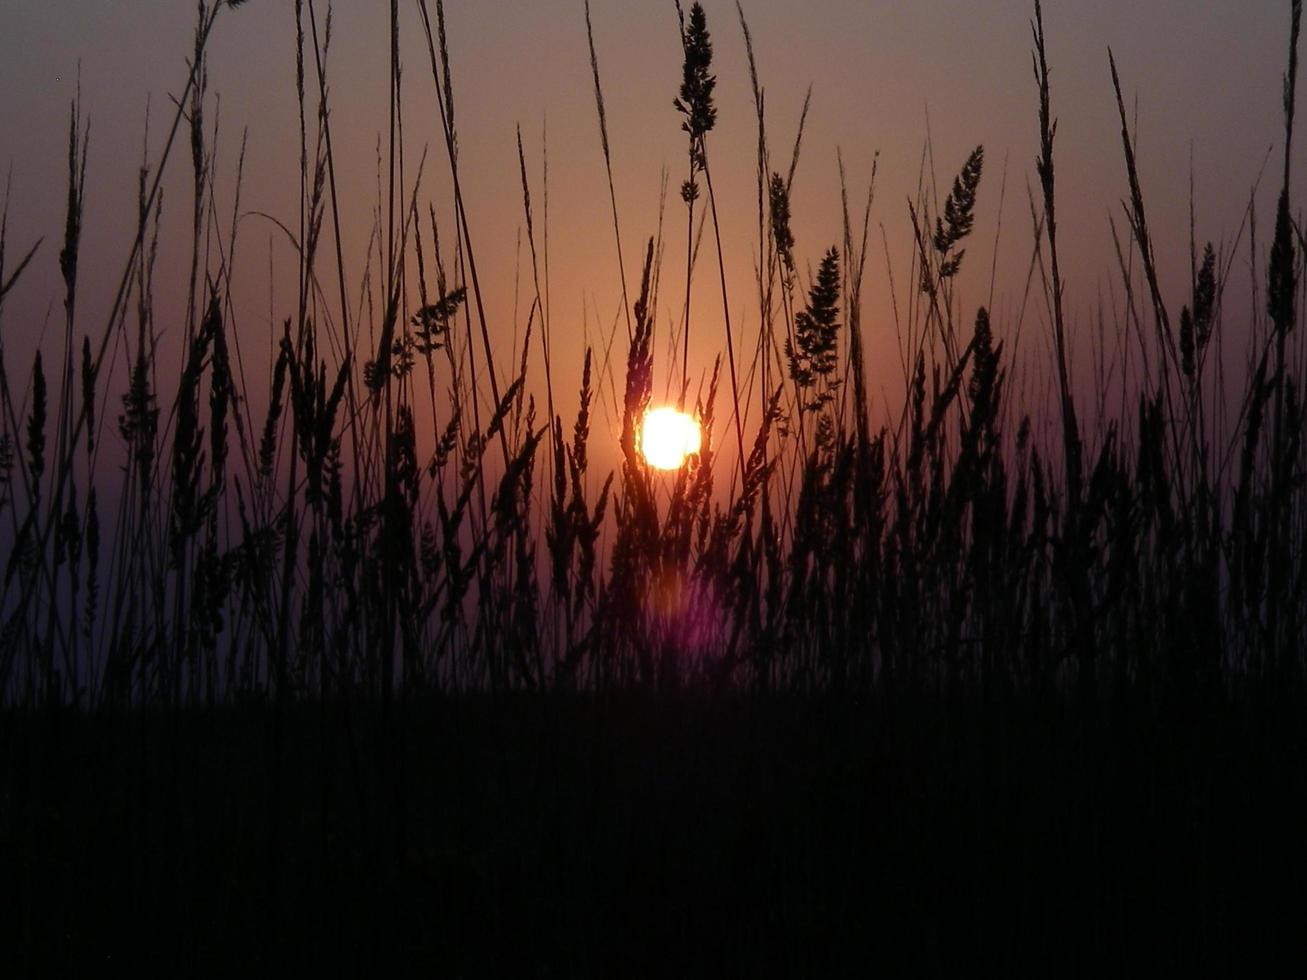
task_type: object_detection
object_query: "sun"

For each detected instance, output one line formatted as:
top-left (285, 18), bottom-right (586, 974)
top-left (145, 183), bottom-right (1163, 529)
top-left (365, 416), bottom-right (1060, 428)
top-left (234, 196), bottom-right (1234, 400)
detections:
top-left (640, 407), bottom-right (702, 470)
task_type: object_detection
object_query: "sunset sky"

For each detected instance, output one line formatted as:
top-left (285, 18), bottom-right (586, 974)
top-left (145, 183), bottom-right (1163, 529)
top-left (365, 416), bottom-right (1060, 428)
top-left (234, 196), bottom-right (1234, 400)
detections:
top-left (0, 1), bottom-right (1296, 463)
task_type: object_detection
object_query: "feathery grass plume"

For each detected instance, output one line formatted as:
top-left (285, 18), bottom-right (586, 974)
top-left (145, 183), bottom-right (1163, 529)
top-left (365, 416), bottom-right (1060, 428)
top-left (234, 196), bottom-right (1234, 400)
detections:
top-left (427, 410), bottom-right (461, 481)
top-left (679, 4), bottom-right (748, 485)
top-left (119, 166), bottom-right (163, 515)
top-left (285, 327), bottom-right (349, 506)
top-left (188, 537), bottom-right (231, 666)
top-left (769, 173), bottom-right (796, 286)
top-left (574, 473), bottom-right (612, 623)
top-left (674, 1), bottom-right (716, 397)
top-left (786, 247), bottom-right (842, 411)
top-left (933, 145), bottom-right (984, 279)
top-left (621, 240), bottom-right (657, 474)
top-left (412, 285), bottom-right (464, 353)
top-left (674, 1), bottom-right (717, 169)
top-left (119, 343), bottom-right (159, 503)
top-left (303, 135), bottom-right (329, 284)
top-left (548, 349), bottom-right (596, 610)
top-left (675, 358), bottom-right (718, 564)
top-left (58, 95), bottom-right (88, 310)
top-left (484, 376), bottom-right (527, 448)
top-left (26, 352), bottom-right (46, 499)
top-left (1267, 192), bottom-right (1297, 339)
top-left (435, 0), bottom-right (456, 143)
top-left (169, 293), bottom-right (216, 565)
top-left (259, 337), bottom-right (289, 487)
top-left (185, 0), bottom-right (211, 369)
top-left (962, 307), bottom-right (1004, 472)
top-left (1194, 243), bottom-right (1217, 351)
top-left (1180, 244), bottom-right (1217, 380)
top-left (910, 146), bottom-right (982, 375)
top-left (435, 458), bottom-right (476, 634)
top-left (955, 309), bottom-right (1009, 689)
top-left (560, 350), bottom-right (613, 635)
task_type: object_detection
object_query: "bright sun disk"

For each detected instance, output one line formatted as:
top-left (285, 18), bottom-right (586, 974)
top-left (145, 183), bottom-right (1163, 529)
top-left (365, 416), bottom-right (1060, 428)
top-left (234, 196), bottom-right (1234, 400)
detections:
top-left (640, 407), bottom-right (702, 470)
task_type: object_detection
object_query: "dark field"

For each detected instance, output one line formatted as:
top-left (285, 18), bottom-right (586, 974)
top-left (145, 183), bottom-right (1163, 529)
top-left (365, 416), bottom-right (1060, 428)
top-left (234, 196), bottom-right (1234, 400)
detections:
top-left (5, 691), bottom-right (1305, 974)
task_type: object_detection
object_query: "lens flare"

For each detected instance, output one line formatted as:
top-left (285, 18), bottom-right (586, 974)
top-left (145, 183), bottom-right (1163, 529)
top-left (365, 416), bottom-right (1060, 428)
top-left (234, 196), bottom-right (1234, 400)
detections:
top-left (640, 407), bottom-right (702, 470)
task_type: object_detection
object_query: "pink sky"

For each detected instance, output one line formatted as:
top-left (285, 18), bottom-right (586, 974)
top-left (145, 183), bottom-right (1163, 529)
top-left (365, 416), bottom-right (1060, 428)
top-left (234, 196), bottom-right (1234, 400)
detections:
top-left (0, 1), bottom-right (1297, 477)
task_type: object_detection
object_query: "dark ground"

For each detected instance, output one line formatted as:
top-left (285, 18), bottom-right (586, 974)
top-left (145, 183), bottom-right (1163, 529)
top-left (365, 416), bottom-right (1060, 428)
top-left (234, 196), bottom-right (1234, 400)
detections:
top-left (3, 689), bottom-right (1305, 975)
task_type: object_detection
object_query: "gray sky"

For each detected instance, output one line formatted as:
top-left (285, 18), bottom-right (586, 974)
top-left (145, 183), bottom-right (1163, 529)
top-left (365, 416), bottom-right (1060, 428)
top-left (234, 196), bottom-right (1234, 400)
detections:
top-left (0, 1), bottom-right (1297, 460)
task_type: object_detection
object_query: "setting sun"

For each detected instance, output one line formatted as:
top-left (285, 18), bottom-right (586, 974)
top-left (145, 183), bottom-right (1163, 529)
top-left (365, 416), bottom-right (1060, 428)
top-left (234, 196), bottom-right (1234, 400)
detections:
top-left (640, 407), bottom-right (702, 470)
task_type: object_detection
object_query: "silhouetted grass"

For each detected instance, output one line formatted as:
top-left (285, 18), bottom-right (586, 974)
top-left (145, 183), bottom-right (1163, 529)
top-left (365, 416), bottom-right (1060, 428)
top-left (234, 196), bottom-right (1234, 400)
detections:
top-left (1, 0), bottom-right (1306, 970)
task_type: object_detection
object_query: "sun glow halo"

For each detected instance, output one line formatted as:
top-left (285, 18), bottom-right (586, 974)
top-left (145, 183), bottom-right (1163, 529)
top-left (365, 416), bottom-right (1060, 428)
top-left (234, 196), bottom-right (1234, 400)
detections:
top-left (640, 407), bottom-right (702, 470)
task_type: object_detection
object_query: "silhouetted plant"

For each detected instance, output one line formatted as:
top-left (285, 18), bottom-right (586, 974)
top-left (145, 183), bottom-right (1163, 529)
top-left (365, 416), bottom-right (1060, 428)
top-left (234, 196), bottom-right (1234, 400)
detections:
top-left (933, 145), bottom-right (983, 280)
top-left (786, 247), bottom-right (842, 413)
top-left (0, 0), bottom-right (1304, 710)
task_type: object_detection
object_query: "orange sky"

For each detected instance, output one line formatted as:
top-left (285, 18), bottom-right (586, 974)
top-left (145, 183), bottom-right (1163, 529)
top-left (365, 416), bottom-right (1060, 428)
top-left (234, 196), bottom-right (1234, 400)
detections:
top-left (0, 1), bottom-right (1298, 480)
